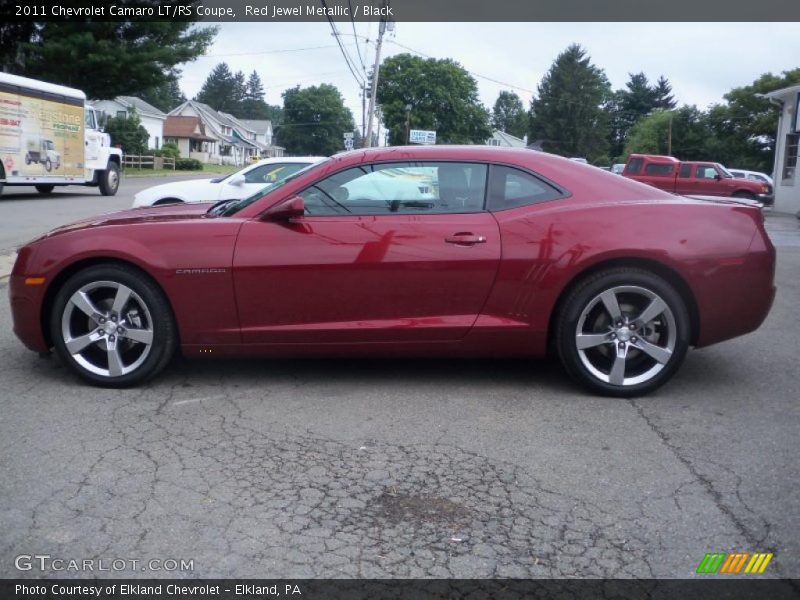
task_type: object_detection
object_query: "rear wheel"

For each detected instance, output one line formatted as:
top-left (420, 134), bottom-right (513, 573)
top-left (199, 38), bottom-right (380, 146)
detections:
top-left (557, 268), bottom-right (690, 397)
top-left (51, 264), bottom-right (177, 387)
top-left (99, 162), bottom-right (120, 196)
top-left (35, 184), bottom-right (55, 194)
top-left (153, 197), bottom-right (183, 206)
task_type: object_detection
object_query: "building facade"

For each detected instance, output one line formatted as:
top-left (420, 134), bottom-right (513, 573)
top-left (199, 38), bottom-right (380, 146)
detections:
top-left (91, 96), bottom-right (166, 150)
top-left (765, 85), bottom-right (800, 214)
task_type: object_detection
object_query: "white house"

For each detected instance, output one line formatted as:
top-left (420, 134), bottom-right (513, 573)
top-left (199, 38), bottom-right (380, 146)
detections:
top-left (169, 100), bottom-right (274, 165)
top-left (91, 96), bottom-right (166, 150)
top-left (240, 119), bottom-right (284, 157)
top-left (486, 130), bottom-right (528, 148)
top-left (763, 85), bottom-right (800, 215)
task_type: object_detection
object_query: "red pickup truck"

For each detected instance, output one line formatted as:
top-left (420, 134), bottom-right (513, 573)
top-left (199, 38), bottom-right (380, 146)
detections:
top-left (623, 154), bottom-right (773, 204)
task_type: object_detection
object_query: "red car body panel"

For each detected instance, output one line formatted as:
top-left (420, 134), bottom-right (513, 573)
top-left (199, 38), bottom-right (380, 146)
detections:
top-left (9, 146), bottom-right (776, 362)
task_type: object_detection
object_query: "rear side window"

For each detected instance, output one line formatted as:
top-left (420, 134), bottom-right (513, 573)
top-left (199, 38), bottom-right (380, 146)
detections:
top-left (487, 165), bottom-right (562, 211)
top-left (644, 163), bottom-right (674, 176)
top-left (679, 164), bottom-right (692, 178)
top-left (626, 158), bottom-right (644, 174)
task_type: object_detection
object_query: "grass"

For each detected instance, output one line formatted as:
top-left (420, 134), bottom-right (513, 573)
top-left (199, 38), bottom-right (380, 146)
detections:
top-left (122, 164), bottom-right (242, 178)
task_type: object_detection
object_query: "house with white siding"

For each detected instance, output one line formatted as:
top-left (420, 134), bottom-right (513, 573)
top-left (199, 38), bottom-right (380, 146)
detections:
top-left (91, 96), bottom-right (166, 150)
top-left (763, 85), bottom-right (800, 215)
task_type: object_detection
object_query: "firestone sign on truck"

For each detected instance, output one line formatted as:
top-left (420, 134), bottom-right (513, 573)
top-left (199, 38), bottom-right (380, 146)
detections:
top-left (0, 73), bottom-right (122, 196)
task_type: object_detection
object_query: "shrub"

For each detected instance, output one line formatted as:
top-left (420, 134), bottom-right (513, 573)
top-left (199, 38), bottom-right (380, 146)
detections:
top-left (175, 158), bottom-right (203, 171)
top-left (153, 142), bottom-right (180, 160)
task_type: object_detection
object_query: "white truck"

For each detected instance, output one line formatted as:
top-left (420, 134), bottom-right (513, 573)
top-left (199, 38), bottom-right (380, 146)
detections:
top-left (0, 73), bottom-right (122, 196)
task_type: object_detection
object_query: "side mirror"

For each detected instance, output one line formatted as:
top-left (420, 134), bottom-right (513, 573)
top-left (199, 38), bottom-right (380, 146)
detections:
top-left (714, 173), bottom-right (722, 181)
top-left (229, 174), bottom-right (245, 186)
top-left (263, 195), bottom-right (305, 221)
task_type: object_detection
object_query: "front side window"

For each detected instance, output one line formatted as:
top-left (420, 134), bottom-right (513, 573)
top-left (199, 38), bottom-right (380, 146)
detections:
top-left (487, 165), bottom-right (562, 211)
top-left (299, 162), bottom-right (488, 216)
top-left (85, 110), bottom-right (96, 130)
top-left (696, 165), bottom-right (718, 179)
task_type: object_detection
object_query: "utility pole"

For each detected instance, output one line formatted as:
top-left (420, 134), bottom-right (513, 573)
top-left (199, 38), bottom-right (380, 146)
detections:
top-left (361, 84), bottom-right (366, 144)
top-left (365, 1), bottom-right (389, 148)
top-left (667, 114), bottom-right (673, 156)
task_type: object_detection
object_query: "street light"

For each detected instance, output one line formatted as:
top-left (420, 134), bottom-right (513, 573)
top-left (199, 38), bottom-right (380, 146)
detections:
top-left (405, 103), bottom-right (412, 145)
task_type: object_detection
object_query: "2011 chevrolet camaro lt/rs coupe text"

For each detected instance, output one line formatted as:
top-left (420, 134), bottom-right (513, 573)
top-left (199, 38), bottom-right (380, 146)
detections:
top-left (9, 146), bottom-right (775, 396)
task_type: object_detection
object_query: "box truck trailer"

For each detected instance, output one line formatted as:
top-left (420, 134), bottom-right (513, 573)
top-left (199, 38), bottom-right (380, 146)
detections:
top-left (0, 72), bottom-right (122, 196)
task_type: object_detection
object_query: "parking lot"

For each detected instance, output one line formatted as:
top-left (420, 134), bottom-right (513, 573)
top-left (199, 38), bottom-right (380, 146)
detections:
top-left (1, 178), bottom-right (798, 578)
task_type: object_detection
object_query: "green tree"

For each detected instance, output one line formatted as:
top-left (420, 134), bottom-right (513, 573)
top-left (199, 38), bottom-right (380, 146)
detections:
top-left (196, 62), bottom-right (238, 112)
top-left (528, 44), bottom-right (612, 162)
top-left (623, 106), bottom-right (711, 160)
top-left (278, 84), bottom-right (354, 156)
top-left (376, 54), bottom-right (491, 145)
top-left (10, 9), bottom-right (215, 99)
top-left (653, 76), bottom-right (677, 110)
top-left (141, 77), bottom-right (186, 113)
top-left (704, 69), bottom-right (800, 172)
top-left (0, 22), bottom-right (35, 72)
top-left (105, 110), bottom-right (150, 155)
top-left (491, 91), bottom-right (528, 139)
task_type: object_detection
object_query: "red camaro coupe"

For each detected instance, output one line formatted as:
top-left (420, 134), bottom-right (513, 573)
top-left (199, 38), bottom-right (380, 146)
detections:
top-left (9, 146), bottom-right (775, 396)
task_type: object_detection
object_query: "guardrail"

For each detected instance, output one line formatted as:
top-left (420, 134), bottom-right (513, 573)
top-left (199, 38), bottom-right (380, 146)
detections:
top-left (122, 155), bottom-right (176, 170)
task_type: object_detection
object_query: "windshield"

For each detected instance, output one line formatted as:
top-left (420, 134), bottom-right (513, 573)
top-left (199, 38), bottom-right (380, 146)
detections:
top-left (218, 159), bottom-right (331, 217)
top-left (716, 164), bottom-right (733, 178)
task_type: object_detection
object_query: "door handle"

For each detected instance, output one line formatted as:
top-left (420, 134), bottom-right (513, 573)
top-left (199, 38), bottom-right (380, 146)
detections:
top-left (445, 232), bottom-right (486, 246)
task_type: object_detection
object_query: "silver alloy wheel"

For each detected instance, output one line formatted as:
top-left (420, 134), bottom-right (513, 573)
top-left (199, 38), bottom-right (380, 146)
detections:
top-left (107, 168), bottom-right (119, 191)
top-left (575, 285), bottom-right (676, 387)
top-left (60, 280), bottom-right (154, 378)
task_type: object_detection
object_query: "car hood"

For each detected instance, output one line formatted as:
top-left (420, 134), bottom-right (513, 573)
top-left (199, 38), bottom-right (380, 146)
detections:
top-left (30, 203), bottom-right (218, 242)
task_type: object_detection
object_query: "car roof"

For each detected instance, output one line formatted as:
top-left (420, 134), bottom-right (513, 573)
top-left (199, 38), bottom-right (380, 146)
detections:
top-left (328, 145), bottom-right (578, 168)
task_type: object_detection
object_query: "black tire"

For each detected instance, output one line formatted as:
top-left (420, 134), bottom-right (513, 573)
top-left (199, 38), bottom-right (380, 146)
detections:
top-left (99, 162), bottom-right (120, 196)
top-left (35, 184), bottom-right (55, 194)
top-left (556, 267), bottom-right (690, 397)
top-left (153, 197), bottom-right (183, 206)
top-left (45, 159), bottom-right (52, 172)
top-left (50, 264), bottom-right (177, 387)
top-left (733, 191), bottom-right (756, 200)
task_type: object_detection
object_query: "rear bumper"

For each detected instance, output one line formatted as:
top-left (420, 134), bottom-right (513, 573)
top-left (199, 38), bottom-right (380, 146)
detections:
top-left (694, 225), bottom-right (776, 347)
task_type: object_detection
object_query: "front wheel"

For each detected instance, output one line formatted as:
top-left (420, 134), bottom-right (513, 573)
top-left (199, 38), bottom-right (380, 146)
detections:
top-left (556, 268), bottom-right (690, 397)
top-left (98, 162), bottom-right (120, 196)
top-left (51, 264), bottom-right (177, 387)
top-left (733, 191), bottom-right (756, 200)
top-left (45, 159), bottom-right (52, 172)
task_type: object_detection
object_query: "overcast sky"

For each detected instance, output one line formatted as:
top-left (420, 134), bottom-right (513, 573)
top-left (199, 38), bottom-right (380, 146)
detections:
top-left (178, 22), bottom-right (799, 135)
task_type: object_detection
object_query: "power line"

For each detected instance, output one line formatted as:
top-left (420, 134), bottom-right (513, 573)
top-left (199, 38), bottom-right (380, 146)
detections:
top-left (199, 43), bottom-right (349, 58)
top-left (386, 39), bottom-right (536, 96)
top-left (320, 0), bottom-right (365, 87)
top-left (347, 0), bottom-right (367, 75)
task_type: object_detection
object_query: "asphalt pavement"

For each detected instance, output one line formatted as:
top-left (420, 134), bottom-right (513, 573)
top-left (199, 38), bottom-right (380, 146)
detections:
top-left (0, 179), bottom-right (798, 578)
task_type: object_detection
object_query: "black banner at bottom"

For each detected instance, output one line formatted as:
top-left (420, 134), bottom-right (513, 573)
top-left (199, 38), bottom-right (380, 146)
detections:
top-left (3, 579), bottom-right (800, 600)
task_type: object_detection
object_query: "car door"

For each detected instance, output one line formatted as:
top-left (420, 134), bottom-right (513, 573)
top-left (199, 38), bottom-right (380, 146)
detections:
top-left (232, 161), bottom-right (501, 344)
top-left (692, 164), bottom-right (724, 196)
top-left (217, 162), bottom-right (311, 202)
